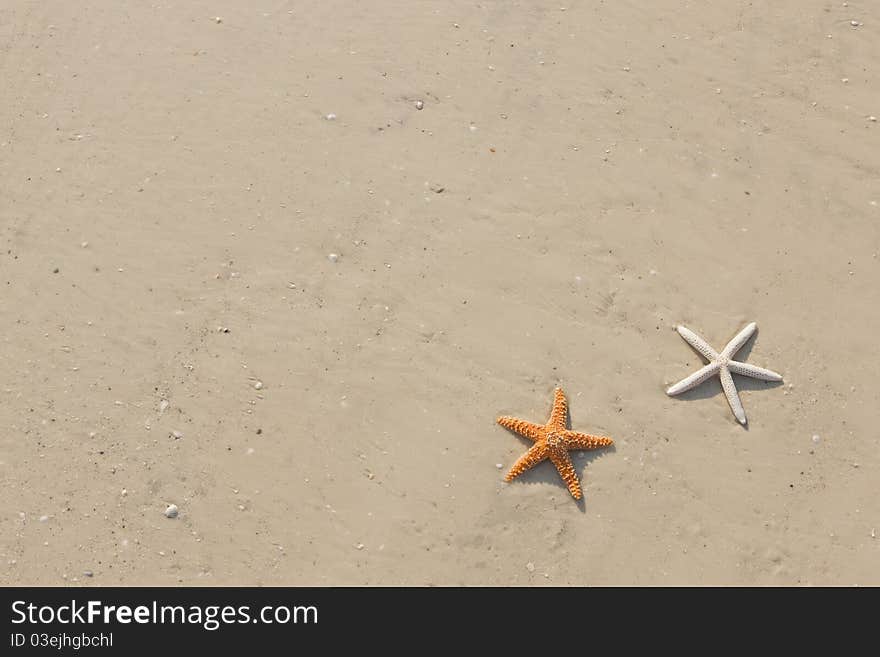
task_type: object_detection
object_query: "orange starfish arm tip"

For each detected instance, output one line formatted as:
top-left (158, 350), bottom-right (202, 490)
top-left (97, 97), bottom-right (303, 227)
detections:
top-left (496, 416), bottom-right (545, 441)
top-left (504, 443), bottom-right (548, 482)
top-left (549, 387), bottom-right (568, 429)
top-left (550, 451), bottom-right (582, 500)
top-left (564, 430), bottom-right (614, 449)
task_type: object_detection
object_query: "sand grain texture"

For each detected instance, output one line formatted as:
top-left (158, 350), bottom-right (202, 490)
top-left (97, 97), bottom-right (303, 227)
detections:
top-left (1, 1), bottom-right (878, 585)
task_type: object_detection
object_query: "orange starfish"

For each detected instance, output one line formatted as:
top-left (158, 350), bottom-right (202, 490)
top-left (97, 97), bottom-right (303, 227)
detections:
top-left (497, 387), bottom-right (613, 500)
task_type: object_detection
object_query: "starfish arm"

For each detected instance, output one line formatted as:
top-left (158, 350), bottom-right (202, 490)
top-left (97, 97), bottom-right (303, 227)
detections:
top-left (728, 360), bottom-right (782, 382)
top-left (719, 365), bottom-right (747, 425)
top-left (504, 443), bottom-right (549, 482)
top-left (563, 430), bottom-right (614, 450)
top-left (721, 322), bottom-right (757, 359)
top-left (548, 387), bottom-right (568, 430)
top-left (496, 416), bottom-right (545, 441)
top-left (676, 325), bottom-right (720, 361)
top-left (549, 450), bottom-right (582, 500)
top-left (666, 362), bottom-right (720, 396)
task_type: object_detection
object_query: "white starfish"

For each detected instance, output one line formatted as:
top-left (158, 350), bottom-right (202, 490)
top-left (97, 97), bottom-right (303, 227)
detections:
top-left (666, 322), bottom-right (782, 425)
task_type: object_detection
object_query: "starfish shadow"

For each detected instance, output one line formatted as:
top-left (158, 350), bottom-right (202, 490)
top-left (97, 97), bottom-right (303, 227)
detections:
top-left (570, 446), bottom-right (616, 511)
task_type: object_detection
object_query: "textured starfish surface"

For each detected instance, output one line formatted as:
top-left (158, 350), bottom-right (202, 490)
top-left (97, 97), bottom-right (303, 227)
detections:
top-left (497, 387), bottom-right (613, 500)
top-left (666, 322), bottom-right (782, 425)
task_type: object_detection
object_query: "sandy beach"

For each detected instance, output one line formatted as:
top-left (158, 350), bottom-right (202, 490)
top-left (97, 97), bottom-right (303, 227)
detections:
top-left (1, 1), bottom-right (878, 585)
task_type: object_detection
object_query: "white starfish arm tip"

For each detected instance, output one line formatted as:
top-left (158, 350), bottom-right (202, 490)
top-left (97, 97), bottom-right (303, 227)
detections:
top-left (728, 360), bottom-right (783, 382)
top-left (722, 322), bottom-right (759, 358)
top-left (667, 362), bottom-right (720, 396)
top-left (719, 366), bottom-right (748, 425)
top-left (675, 325), bottom-right (720, 361)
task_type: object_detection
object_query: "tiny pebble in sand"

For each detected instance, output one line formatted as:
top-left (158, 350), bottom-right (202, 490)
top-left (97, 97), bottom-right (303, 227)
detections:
top-left (164, 504), bottom-right (179, 519)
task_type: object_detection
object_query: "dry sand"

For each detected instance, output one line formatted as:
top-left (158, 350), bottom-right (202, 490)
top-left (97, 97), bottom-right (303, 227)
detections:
top-left (1, 1), bottom-right (878, 585)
